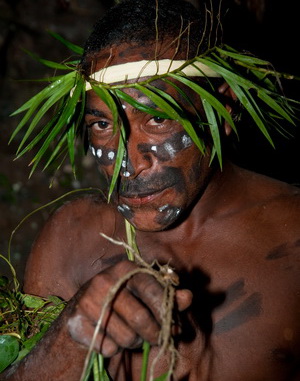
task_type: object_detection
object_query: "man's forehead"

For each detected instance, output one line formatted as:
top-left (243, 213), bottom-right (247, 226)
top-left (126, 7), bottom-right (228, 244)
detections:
top-left (91, 41), bottom-right (176, 71)
top-left (87, 89), bottom-right (157, 107)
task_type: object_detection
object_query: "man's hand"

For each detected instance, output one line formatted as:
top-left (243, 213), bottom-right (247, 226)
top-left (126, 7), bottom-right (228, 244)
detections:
top-left (67, 260), bottom-right (192, 357)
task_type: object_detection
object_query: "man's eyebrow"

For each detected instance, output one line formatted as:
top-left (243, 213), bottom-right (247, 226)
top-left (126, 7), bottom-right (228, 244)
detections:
top-left (85, 108), bottom-right (108, 117)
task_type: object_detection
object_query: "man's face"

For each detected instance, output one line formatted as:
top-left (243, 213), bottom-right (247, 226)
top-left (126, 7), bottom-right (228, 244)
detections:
top-left (85, 43), bottom-right (213, 231)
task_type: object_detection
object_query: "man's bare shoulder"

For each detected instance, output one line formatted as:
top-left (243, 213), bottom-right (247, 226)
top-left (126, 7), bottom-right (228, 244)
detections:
top-left (47, 192), bottom-right (115, 227)
top-left (24, 193), bottom-right (125, 299)
top-left (229, 165), bottom-right (300, 214)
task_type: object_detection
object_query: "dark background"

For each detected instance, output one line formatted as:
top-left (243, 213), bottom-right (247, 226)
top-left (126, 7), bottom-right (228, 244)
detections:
top-left (0, 0), bottom-right (299, 284)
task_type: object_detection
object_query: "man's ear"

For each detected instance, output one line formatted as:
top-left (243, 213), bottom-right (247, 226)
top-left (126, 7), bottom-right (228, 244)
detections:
top-left (218, 82), bottom-right (237, 136)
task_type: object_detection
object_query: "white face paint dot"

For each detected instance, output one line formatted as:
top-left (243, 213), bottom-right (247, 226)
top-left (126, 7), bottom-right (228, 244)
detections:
top-left (122, 104), bottom-right (126, 109)
top-left (96, 149), bottom-right (102, 158)
top-left (108, 151), bottom-right (115, 160)
top-left (182, 134), bottom-right (192, 148)
top-left (122, 160), bottom-right (127, 168)
top-left (123, 171), bottom-right (131, 177)
top-left (91, 146), bottom-right (96, 156)
top-left (151, 145), bottom-right (157, 152)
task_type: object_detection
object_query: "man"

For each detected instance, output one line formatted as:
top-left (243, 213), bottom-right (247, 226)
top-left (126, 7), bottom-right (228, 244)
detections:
top-left (2, 0), bottom-right (300, 380)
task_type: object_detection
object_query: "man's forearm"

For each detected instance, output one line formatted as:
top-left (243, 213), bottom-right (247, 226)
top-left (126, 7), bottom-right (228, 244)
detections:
top-left (0, 300), bottom-right (88, 381)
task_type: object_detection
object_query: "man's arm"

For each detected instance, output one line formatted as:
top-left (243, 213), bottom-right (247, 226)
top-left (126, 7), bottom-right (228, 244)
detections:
top-left (1, 198), bottom-right (192, 380)
top-left (2, 259), bottom-right (192, 380)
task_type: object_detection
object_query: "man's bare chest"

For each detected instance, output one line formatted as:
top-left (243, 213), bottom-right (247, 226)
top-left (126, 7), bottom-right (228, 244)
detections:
top-left (116, 234), bottom-right (299, 380)
top-left (70, 215), bottom-right (299, 380)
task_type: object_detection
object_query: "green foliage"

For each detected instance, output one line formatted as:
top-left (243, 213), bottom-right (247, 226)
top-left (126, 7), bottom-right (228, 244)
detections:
top-left (0, 335), bottom-right (19, 373)
top-left (9, 36), bottom-right (299, 195)
top-left (0, 273), bottom-right (65, 373)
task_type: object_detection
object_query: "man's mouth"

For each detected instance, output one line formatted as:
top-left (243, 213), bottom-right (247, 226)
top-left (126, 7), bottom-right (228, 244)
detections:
top-left (119, 188), bottom-right (168, 207)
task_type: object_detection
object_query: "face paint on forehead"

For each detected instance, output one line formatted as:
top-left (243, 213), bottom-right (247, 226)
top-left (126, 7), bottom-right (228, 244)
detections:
top-left (138, 131), bottom-right (192, 162)
top-left (89, 145), bottom-right (117, 166)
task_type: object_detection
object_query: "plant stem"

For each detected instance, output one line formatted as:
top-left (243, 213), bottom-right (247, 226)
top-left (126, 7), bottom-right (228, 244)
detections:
top-left (140, 341), bottom-right (151, 381)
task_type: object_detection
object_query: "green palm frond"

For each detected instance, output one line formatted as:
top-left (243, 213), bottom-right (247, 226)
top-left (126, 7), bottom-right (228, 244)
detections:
top-left (47, 31), bottom-right (84, 55)
top-left (9, 39), bottom-right (299, 189)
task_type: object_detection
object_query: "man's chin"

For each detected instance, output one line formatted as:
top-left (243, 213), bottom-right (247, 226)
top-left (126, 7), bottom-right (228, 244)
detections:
top-left (118, 205), bottom-right (183, 232)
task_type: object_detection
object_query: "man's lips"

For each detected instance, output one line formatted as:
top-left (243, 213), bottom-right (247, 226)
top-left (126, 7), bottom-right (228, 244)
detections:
top-left (119, 188), bottom-right (168, 207)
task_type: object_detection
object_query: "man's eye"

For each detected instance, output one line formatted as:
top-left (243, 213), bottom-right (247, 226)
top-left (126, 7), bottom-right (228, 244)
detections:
top-left (89, 121), bottom-right (110, 130)
top-left (144, 116), bottom-right (176, 134)
top-left (151, 116), bottom-right (166, 124)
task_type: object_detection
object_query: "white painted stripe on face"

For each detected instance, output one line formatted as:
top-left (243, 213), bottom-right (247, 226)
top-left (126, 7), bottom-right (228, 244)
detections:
top-left (164, 142), bottom-right (176, 158)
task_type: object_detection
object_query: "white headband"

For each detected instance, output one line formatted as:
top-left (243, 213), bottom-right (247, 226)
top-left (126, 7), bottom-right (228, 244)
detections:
top-left (85, 59), bottom-right (221, 90)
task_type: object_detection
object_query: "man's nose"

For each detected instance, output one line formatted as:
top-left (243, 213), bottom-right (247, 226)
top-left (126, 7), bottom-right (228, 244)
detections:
top-left (120, 132), bottom-right (153, 179)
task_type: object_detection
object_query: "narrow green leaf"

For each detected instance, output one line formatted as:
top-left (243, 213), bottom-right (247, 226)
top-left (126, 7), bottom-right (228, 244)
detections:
top-left (30, 77), bottom-right (84, 172)
top-left (92, 353), bottom-right (100, 381)
top-left (257, 90), bottom-right (295, 124)
top-left (68, 86), bottom-right (86, 176)
top-left (216, 47), bottom-right (270, 66)
top-left (196, 57), bottom-right (258, 90)
top-left (115, 89), bottom-right (169, 118)
top-left (140, 341), bottom-right (150, 381)
top-left (91, 85), bottom-right (119, 134)
top-left (226, 78), bottom-right (274, 146)
top-left (48, 31), bottom-right (84, 55)
top-left (22, 49), bottom-right (71, 70)
top-left (16, 75), bottom-right (75, 153)
top-left (97, 354), bottom-right (110, 381)
top-left (146, 84), bottom-right (184, 112)
top-left (67, 123), bottom-right (76, 176)
top-left (10, 71), bottom-right (76, 118)
top-left (163, 78), bottom-right (203, 121)
top-left (134, 84), bottom-right (179, 120)
top-left (169, 73), bottom-right (236, 133)
top-left (210, 52), bottom-right (234, 71)
top-left (82, 352), bottom-right (97, 381)
top-left (202, 100), bottom-right (222, 167)
top-left (108, 123), bottom-right (126, 201)
top-left (41, 127), bottom-right (70, 172)
top-left (15, 117), bottom-right (58, 158)
top-left (16, 74), bottom-right (67, 83)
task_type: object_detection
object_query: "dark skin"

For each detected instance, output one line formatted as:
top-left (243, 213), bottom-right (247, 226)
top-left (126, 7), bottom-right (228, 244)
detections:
top-left (2, 42), bottom-right (300, 381)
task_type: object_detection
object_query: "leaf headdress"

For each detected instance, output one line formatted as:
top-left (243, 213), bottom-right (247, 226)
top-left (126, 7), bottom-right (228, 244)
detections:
top-left (10, 32), bottom-right (298, 199)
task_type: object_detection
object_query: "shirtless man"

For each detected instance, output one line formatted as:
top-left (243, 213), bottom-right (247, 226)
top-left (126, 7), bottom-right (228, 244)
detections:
top-left (2, 0), bottom-right (300, 380)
